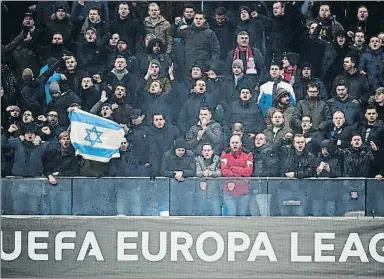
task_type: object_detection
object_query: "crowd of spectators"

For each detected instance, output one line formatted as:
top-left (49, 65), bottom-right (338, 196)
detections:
top-left (2, 1), bottom-right (384, 192)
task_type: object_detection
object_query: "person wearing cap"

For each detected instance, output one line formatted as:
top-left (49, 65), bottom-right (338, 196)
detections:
top-left (148, 113), bottom-right (180, 177)
top-left (44, 4), bottom-right (74, 46)
top-left (358, 35), bottom-right (384, 91)
top-left (143, 59), bottom-right (172, 95)
top-left (322, 29), bottom-right (352, 92)
top-left (1, 124), bottom-right (59, 177)
top-left (144, 2), bottom-right (173, 54)
top-left (374, 87), bottom-right (384, 121)
top-left (266, 88), bottom-right (295, 130)
top-left (226, 84), bottom-right (265, 138)
top-left (226, 31), bottom-right (265, 82)
top-left (258, 62), bottom-right (296, 117)
top-left (161, 137), bottom-right (196, 181)
top-left (234, 6), bottom-right (265, 58)
top-left (315, 139), bottom-right (342, 178)
top-left (291, 81), bottom-right (332, 135)
top-left (220, 135), bottom-right (254, 216)
top-left (110, 2), bottom-right (143, 54)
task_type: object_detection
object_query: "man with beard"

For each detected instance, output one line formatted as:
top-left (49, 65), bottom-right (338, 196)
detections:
top-left (322, 30), bottom-right (351, 93)
top-left (37, 110), bottom-right (66, 141)
top-left (2, 124), bottom-right (59, 177)
top-left (76, 27), bottom-right (107, 78)
top-left (144, 2), bottom-right (172, 54)
top-left (78, 75), bottom-right (101, 112)
top-left (44, 5), bottom-right (74, 46)
top-left (267, 88), bottom-right (295, 130)
top-left (291, 81), bottom-right (332, 134)
top-left (326, 110), bottom-right (356, 149)
top-left (359, 36), bottom-right (384, 90)
top-left (263, 110), bottom-right (294, 145)
top-left (220, 135), bottom-right (253, 216)
top-left (347, 6), bottom-right (378, 39)
top-left (39, 32), bottom-right (73, 63)
top-left (110, 2), bottom-right (142, 54)
top-left (19, 68), bottom-right (43, 115)
top-left (148, 113), bottom-right (180, 176)
top-left (293, 62), bottom-right (328, 101)
top-left (43, 131), bottom-right (79, 185)
top-left (333, 56), bottom-right (370, 104)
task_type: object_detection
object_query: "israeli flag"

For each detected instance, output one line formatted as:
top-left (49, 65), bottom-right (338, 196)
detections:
top-left (69, 110), bottom-right (125, 162)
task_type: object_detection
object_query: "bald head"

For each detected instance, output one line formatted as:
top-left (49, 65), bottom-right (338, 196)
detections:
top-left (230, 135), bottom-right (242, 152)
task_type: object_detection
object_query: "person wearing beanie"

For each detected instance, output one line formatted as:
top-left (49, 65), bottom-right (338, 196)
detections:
top-left (234, 6), bottom-right (265, 58)
top-left (281, 52), bottom-right (300, 85)
top-left (266, 88), bottom-right (295, 130)
top-left (161, 137), bottom-right (196, 181)
top-left (44, 5), bottom-right (74, 46)
top-left (143, 58), bottom-right (173, 95)
top-left (35, 1), bottom-right (70, 29)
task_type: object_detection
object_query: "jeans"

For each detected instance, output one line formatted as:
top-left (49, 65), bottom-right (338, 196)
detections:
top-left (195, 195), bottom-right (222, 216)
top-left (250, 194), bottom-right (272, 216)
top-left (116, 187), bottom-right (141, 216)
top-left (223, 193), bottom-right (250, 216)
top-left (312, 200), bottom-right (336, 216)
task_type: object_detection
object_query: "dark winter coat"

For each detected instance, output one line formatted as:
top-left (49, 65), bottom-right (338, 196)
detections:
top-left (282, 146), bottom-right (316, 178)
top-left (108, 146), bottom-right (143, 177)
top-left (180, 22), bottom-right (220, 71)
top-left (161, 149), bottom-right (196, 178)
top-left (302, 128), bottom-right (324, 155)
top-left (326, 124), bottom-right (356, 149)
top-left (43, 145), bottom-right (79, 176)
top-left (185, 121), bottom-right (223, 155)
top-left (79, 158), bottom-right (108, 177)
top-left (127, 124), bottom-right (152, 165)
top-left (110, 14), bottom-right (143, 54)
top-left (234, 18), bottom-right (265, 57)
top-left (315, 153), bottom-right (342, 178)
top-left (108, 49), bottom-right (139, 74)
top-left (291, 96), bottom-right (332, 133)
top-left (47, 90), bottom-right (82, 127)
top-left (62, 69), bottom-right (89, 95)
top-left (333, 71), bottom-right (371, 104)
top-left (1, 132), bottom-right (60, 177)
top-left (19, 79), bottom-right (43, 115)
top-left (226, 99), bottom-right (265, 134)
top-left (44, 15), bottom-right (74, 46)
top-left (222, 74), bottom-right (255, 106)
top-left (334, 145), bottom-right (375, 177)
top-left (329, 96), bottom-right (362, 128)
top-left (293, 77), bottom-right (328, 101)
top-left (252, 143), bottom-right (280, 177)
top-left (36, 1), bottom-right (70, 28)
top-left (358, 120), bottom-right (384, 147)
top-left (142, 91), bottom-right (171, 124)
top-left (210, 20), bottom-right (236, 60)
top-left (104, 70), bottom-right (138, 104)
top-left (78, 85), bottom-right (101, 112)
top-left (321, 42), bottom-right (351, 81)
top-left (71, 1), bottom-right (109, 26)
top-left (358, 48), bottom-right (384, 90)
top-left (76, 41), bottom-right (107, 76)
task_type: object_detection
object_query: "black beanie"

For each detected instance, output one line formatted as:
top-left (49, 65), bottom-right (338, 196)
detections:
top-left (240, 5), bottom-right (251, 15)
top-left (174, 138), bottom-right (187, 150)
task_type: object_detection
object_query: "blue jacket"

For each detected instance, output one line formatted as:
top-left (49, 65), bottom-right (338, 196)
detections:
top-left (359, 48), bottom-right (384, 90)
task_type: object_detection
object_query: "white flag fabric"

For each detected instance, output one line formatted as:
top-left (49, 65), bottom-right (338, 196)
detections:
top-left (69, 109), bottom-right (125, 162)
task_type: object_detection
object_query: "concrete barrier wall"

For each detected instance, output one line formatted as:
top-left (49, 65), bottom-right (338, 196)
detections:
top-left (0, 177), bottom-right (378, 216)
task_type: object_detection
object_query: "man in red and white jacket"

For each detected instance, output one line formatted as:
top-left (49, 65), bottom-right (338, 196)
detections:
top-left (220, 135), bottom-right (253, 216)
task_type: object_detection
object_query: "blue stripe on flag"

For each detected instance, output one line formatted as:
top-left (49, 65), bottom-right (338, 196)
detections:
top-left (69, 112), bottom-right (121, 131)
top-left (72, 143), bottom-right (120, 158)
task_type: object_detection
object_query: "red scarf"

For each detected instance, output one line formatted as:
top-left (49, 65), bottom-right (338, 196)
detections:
top-left (282, 65), bottom-right (297, 82)
top-left (233, 46), bottom-right (257, 74)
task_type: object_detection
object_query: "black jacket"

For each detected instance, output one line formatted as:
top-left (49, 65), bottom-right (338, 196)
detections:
top-left (333, 71), bottom-right (371, 104)
top-left (43, 145), bottom-right (79, 176)
top-left (234, 18), bottom-right (265, 57)
top-left (334, 145), bottom-right (375, 177)
top-left (282, 146), bottom-right (316, 178)
top-left (161, 149), bottom-right (196, 178)
top-left (252, 143), bottom-right (280, 177)
top-left (108, 146), bottom-right (142, 177)
top-left (315, 153), bottom-right (342, 178)
top-left (47, 89), bottom-right (82, 127)
top-left (210, 19), bottom-right (236, 60)
top-left (127, 124), bottom-right (152, 165)
top-left (19, 79), bottom-right (43, 115)
top-left (326, 124), bottom-right (356, 149)
top-left (329, 96), bottom-right (362, 128)
top-left (358, 120), bottom-right (384, 148)
top-left (44, 15), bottom-right (74, 46)
top-left (110, 14), bottom-right (143, 54)
top-left (76, 40), bottom-right (107, 76)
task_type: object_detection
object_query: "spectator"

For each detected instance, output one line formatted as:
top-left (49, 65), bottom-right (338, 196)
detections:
top-left (293, 62), bottom-right (328, 101)
top-left (258, 62), bottom-right (296, 116)
top-left (79, 6), bottom-right (109, 42)
top-left (266, 88), bottom-right (295, 130)
top-left (161, 138), bottom-right (196, 181)
top-left (349, 30), bottom-right (367, 57)
top-left (220, 135), bottom-right (253, 216)
top-left (39, 32), bottom-right (74, 63)
top-left (108, 38), bottom-right (139, 75)
top-left (142, 79), bottom-right (171, 124)
top-left (36, 1), bottom-right (70, 30)
top-left (195, 143), bottom-right (222, 216)
top-left (44, 5), bottom-right (74, 46)
top-left (143, 59), bottom-right (172, 95)
top-left (326, 110), bottom-right (356, 149)
top-left (347, 5), bottom-right (378, 38)
top-left (263, 110), bottom-right (294, 145)
top-left (297, 115), bottom-right (324, 155)
top-left (281, 52), bottom-right (300, 86)
top-left (185, 107), bottom-right (223, 155)
top-left (329, 81), bottom-right (362, 128)
top-left (19, 68), bottom-right (43, 116)
top-left (226, 31), bottom-right (265, 83)
top-left (358, 105), bottom-right (384, 149)
top-left (71, 1), bottom-right (109, 28)
top-left (315, 139), bottom-right (342, 178)
top-left (374, 87), bottom-right (384, 121)
top-left (359, 36), bottom-right (384, 90)
top-left (78, 75), bottom-right (101, 112)
top-left (179, 10), bottom-right (220, 75)
top-left (60, 56), bottom-right (88, 95)
top-left (143, 2), bottom-right (172, 54)
top-left (224, 122), bottom-right (254, 151)
top-left (138, 38), bottom-right (171, 77)
top-left (291, 81), bottom-right (332, 134)
top-left (109, 83), bottom-right (134, 124)
top-left (37, 110), bottom-right (66, 142)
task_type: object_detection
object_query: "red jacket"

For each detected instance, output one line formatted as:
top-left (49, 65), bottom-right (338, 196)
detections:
top-left (220, 149), bottom-right (253, 197)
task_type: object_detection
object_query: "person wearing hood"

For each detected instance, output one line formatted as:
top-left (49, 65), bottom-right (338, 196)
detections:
top-left (332, 55), bottom-right (370, 105)
top-left (110, 2), bottom-right (143, 54)
top-left (210, 6), bottom-right (236, 61)
top-left (35, 1), bottom-right (70, 29)
top-left (281, 52), bottom-right (300, 85)
top-left (250, 132), bottom-right (279, 216)
top-left (291, 81), bottom-right (332, 134)
top-left (44, 5), bottom-right (74, 46)
top-left (142, 59), bottom-right (173, 95)
top-left (137, 38), bottom-right (172, 78)
top-left (266, 88), bottom-right (295, 130)
top-left (322, 30), bottom-right (352, 93)
top-left (258, 62), bottom-right (296, 117)
top-left (148, 113), bottom-right (180, 177)
top-left (161, 138), bottom-right (196, 181)
top-left (293, 62), bottom-right (328, 101)
top-left (225, 85), bottom-right (265, 138)
top-left (185, 107), bottom-right (223, 156)
top-left (311, 139), bottom-right (341, 216)
top-left (75, 27), bottom-right (107, 78)
top-left (220, 135), bottom-right (253, 216)
top-left (179, 10), bottom-right (220, 76)
top-left (226, 31), bottom-right (265, 83)
top-left (359, 36), bottom-right (384, 90)
top-left (143, 2), bottom-right (172, 54)
top-left (234, 6), bottom-right (265, 58)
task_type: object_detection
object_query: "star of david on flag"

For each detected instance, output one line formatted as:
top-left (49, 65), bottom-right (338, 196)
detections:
top-left (69, 109), bottom-right (125, 162)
